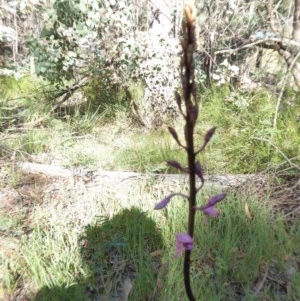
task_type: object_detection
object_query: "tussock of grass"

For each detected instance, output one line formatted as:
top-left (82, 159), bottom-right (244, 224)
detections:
top-left (195, 86), bottom-right (300, 173)
top-left (81, 207), bottom-right (163, 300)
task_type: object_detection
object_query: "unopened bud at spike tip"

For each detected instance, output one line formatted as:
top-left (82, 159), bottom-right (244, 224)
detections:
top-left (184, 2), bottom-right (197, 26)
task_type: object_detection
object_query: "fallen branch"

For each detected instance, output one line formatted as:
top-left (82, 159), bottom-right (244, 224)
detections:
top-left (214, 37), bottom-right (300, 56)
top-left (23, 76), bottom-right (90, 127)
top-left (16, 162), bottom-right (257, 188)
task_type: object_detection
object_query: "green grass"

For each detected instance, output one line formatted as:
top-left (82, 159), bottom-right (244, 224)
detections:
top-left (1, 76), bottom-right (299, 174)
top-left (115, 129), bottom-right (184, 173)
top-left (101, 84), bottom-right (300, 175)
top-left (0, 76), bottom-right (51, 128)
top-left (80, 207), bottom-right (163, 300)
top-left (83, 75), bottom-right (130, 118)
top-left (1, 179), bottom-right (299, 301)
top-left (157, 190), bottom-right (300, 300)
top-left (195, 85), bottom-right (300, 173)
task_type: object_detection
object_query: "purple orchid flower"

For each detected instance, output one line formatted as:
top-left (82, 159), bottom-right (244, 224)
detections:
top-left (154, 193), bottom-right (190, 210)
top-left (154, 195), bottom-right (172, 210)
top-left (175, 233), bottom-right (194, 257)
top-left (195, 193), bottom-right (226, 217)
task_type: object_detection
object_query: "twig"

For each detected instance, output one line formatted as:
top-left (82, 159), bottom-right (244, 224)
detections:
top-left (254, 266), bottom-right (269, 295)
top-left (252, 137), bottom-right (300, 171)
top-left (284, 206), bottom-right (300, 218)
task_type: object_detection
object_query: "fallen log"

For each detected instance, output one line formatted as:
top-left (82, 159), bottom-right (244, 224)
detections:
top-left (17, 162), bottom-right (257, 189)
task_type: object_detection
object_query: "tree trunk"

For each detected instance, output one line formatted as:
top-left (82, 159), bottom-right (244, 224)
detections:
top-left (293, 0), bottom-right (300, 42)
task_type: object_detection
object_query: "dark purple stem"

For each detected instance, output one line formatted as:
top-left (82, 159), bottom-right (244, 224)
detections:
top-left (184, 116), bottom-right (197, 301)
